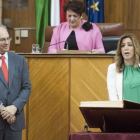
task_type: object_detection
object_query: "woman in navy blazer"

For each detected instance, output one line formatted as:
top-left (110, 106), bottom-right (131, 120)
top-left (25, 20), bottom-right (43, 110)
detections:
top-left (107, 33), bottom-right (140, 101)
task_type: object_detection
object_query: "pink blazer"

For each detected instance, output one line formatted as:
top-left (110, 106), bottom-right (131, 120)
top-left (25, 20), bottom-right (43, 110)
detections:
top-left (47, 20), bottom-right (105, 53)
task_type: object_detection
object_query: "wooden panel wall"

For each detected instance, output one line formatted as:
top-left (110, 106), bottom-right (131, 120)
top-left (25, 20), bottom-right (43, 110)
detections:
top-left (0, 0), bottom-right (2, 24)
top-left (70, 57), bottom-right (113, 132)
top-left (2, 0), bottom-right (36, 53)
top-left (22, 55), bottom-right (114, 140)
top-left (2, 0), bottom-right (140, 138)
top-left (82, 0), bottom-right (140, 41)
top-left (104, 0), bottom-right (140, 41)
top-left (3, 0), bottom-right (140, 52)
top-left (28, 57), bottom-right (69, 140)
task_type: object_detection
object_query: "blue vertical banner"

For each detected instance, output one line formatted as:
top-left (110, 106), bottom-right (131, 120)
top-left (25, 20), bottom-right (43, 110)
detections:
top-left (84, 0), bottom-right (104, 23)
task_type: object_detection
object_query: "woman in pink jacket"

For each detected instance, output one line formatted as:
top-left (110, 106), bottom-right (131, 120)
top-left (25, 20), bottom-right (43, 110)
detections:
top-left (47, 0), bottom-right (105, 54)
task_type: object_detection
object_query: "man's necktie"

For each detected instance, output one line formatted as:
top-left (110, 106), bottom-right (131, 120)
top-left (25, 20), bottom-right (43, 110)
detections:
top-left (0, 56), bottom-right (8, 86)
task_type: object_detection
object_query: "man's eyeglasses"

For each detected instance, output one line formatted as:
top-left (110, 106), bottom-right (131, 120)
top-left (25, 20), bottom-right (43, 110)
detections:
top-left (0, 37), bottom-right (12, 43)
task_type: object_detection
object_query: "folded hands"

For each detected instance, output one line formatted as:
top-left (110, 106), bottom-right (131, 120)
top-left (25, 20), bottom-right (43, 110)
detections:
top-left (0, 105), bottom-right (17, 124)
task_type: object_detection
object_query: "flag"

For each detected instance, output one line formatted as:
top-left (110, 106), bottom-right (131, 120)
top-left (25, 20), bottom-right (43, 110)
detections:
top-left (60, 0), bottom-right (67, 23)
top-left (51, 0), bottom-right (60, 26)
top-left (84, 0), bottom-right (104, 23)
top-left (35, 0), bottom-right (51, 51)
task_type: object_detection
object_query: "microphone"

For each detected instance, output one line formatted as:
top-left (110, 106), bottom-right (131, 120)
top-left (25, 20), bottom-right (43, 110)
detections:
top-left (39, 40), bottom-right (69, 50)
top-left (83, 121), bottom-right (91, 132)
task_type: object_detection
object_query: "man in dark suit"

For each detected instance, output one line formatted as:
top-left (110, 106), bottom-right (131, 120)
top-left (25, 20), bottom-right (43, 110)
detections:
top-left (0, 25), bottom-right (31, 140)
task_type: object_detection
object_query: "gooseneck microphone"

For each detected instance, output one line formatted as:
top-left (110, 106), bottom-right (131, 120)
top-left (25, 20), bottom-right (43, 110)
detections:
top-left (39, 41), bottom-right (69, 50)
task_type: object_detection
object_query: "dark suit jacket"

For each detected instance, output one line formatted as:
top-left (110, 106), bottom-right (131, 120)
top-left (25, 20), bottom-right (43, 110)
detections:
top-left (0, 52), bottom-right (31, 131)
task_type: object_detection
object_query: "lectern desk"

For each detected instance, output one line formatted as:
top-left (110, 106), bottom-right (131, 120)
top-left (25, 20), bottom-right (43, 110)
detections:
top-left (80, 100), bottom-right (140, 133)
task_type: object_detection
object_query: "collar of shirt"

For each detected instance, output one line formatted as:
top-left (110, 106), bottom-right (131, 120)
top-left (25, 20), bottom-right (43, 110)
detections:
top-left (0, 52), bottom-right (8, 68)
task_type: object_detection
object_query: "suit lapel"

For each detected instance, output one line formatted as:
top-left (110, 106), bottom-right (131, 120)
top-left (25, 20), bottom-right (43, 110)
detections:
top-left (8, 52), bottom-right (15, 88)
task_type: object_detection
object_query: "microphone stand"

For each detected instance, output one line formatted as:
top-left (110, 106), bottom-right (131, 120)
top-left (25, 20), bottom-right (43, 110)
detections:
top-left (83, 121), bottom-right (91, 132)
top-left (39, 41), bottom-right (69, 50)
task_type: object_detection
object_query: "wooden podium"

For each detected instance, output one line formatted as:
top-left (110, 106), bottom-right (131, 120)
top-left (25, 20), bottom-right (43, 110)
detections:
top-left (20, 54), bottom-right (114, 140)
top-left (80, 100), bottom-right (140, 133)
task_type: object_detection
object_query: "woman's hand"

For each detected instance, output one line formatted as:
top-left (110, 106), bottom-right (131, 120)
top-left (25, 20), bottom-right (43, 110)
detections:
top-left (52, 50), bottom-right (57, 53)
top-left (91, 49), bottom-right (103, 54)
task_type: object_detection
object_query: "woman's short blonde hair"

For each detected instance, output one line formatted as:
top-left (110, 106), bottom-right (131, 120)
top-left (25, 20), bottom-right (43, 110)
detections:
top-left (115, 33), bottom-right (140, 73)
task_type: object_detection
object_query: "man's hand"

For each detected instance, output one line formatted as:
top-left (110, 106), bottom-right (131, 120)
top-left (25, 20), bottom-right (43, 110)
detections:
top-left (7, 115), bottom-right (16, 124)
top-left (1, 105), bottom-right (17, 120)
top-left (0, 105), bottom-right (5, 114)
top-left (0, 105), bottom-right (16, 124)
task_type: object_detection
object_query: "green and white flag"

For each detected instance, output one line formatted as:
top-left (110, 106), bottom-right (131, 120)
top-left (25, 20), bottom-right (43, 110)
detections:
top-left (35, 0), bottom-right (51, 51)
top-left (51, 0), bottom-right (60, 26)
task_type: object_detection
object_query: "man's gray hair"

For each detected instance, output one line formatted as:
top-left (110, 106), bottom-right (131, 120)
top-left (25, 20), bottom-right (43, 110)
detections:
top-left (0, 25), bottom-right (7, 30)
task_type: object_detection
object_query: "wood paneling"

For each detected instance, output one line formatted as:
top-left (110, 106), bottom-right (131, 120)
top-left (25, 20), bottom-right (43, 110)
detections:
top-left (104, 0), bottom-right (140, 42)
top-left (28, 57), bottom-right (69, 140)
top-left (82, 0), bottom-right (140, 42)
top-left (8, 29), bottom-right (36, 53)
top-left (104, 0), bottom-right (123, 23)
top-left (2, 0), bottom-right (35, 27)
top-left (2, 0), bottom-right (36, 53)
top-left (122, 0), bottom-right (140, 30)
top-left (124, 30), bottom-right (140, 43)
top-left (3, 0), bottom-right (140, 51)
top-left (70, 57), bottom-right (113, 132)
top-left (22, 54), bottom-right (114, 140)
top-left (0, 0), bottom-right (2, 24)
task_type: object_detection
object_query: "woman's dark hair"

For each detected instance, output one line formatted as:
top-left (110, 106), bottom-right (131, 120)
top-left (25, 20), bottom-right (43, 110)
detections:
top-left (63, 0), bottom-right (86, 16)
